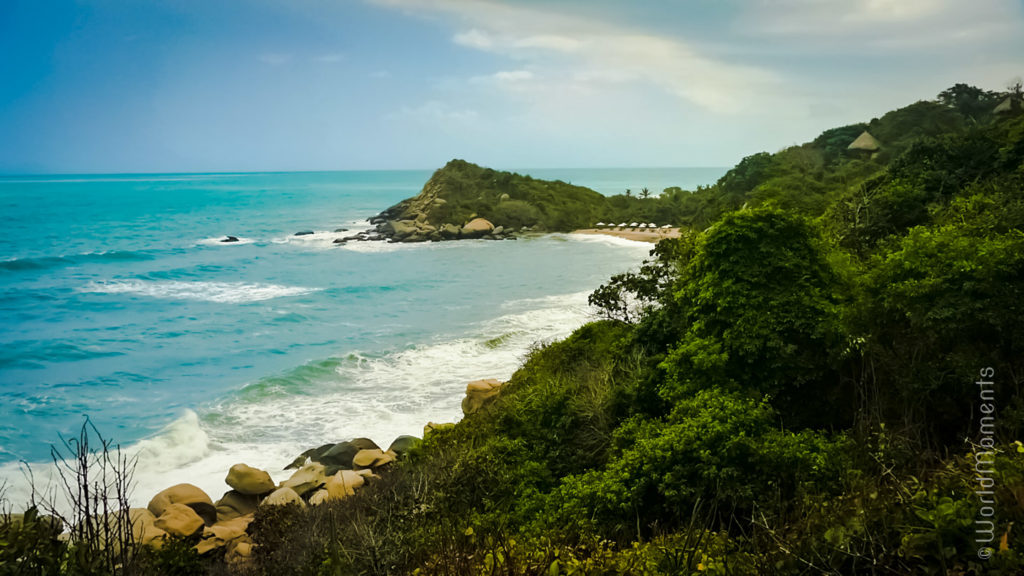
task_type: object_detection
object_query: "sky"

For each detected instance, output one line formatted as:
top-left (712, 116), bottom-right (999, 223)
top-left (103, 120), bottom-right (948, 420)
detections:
top-left (0, 0), bottom-right (1021, 173)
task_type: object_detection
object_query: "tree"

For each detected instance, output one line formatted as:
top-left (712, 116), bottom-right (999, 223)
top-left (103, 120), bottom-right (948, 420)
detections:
top-left (640, 187), bottom-right (650, 199)
top-left (937, 83), bottom-right (999, 120)
top-left (660, 208), bottom-right (846, 427)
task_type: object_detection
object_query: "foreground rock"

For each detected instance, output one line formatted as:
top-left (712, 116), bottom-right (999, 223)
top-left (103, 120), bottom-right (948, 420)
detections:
top-left (462, 378), bottom-right (504, 415)
top-left (226, 463), bottom-right (276, 495)
top-left (148, 484), bottom-right (216, 526)
top-left (215, 490), bottom-right (258, 523)
top-left (154, 503), bottom-right (205, 538)
top-left (196, 515), bottom-right (254, 555)
top-left (262, 487), bottom-right (305, 507)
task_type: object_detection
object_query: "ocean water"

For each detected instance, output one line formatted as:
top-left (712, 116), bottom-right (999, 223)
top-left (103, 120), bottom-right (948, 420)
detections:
top-left (0, 168), bottom-right (724, 506)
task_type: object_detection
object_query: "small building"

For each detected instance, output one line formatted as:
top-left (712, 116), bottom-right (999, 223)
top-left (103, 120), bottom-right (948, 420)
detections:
top-left (994, 95), bottom-right (1022, 115)
top-left (847, 130), bottom-right (881, 153)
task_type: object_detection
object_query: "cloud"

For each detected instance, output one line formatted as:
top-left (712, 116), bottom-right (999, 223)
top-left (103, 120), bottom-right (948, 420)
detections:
top-left (314, 53), bottom-right (346, 63)
top-left (471, 69), bottom-right (534, 84)
top-left (393, 100), bottom-right (479, 124)
top-left (258, 53), bottom-right (291, 65)
top-left (373, 0), bottom-right (784, 115)
top-left (739, 0), bottom-right (1022, 49)
top-left (453, 29), bottom-right (493, 50)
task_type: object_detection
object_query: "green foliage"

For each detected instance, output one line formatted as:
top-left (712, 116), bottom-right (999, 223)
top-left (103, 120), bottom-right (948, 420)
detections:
top-left (660, 208), bottom-right (846, 427)
top-left (0, 507), bottom-right (65, 575)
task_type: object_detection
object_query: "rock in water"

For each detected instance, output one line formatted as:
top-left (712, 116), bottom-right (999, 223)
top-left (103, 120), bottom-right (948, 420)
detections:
top-left (225, 463), bottom-right (275, 495)
top-left (221, 236), bottom-right (239, 243)
top-left (294, 230), bottom-right (315, 236)
top-left (148, 484), bottom-right (217, 526)
top-left (154, 503), bottom-right (205, 538)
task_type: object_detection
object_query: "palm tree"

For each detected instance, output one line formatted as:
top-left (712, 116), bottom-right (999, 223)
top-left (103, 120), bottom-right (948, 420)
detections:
top-left (640, 187), bottom-right (650, 199)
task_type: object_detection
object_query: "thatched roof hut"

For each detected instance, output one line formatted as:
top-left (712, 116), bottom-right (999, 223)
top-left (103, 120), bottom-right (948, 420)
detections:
top-left (847, 131), bottom-right (881, 152)
top-left (994, 96), bottom-right (1020, 114)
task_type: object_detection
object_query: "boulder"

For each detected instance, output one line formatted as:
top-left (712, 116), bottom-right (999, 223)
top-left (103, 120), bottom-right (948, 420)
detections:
top-left (281, 462), bottom-right (326, 496)
top-left (461, 218), bottom-right (494, 237)
top-left (148, 484), bottom-right (216, 526)
top-left (195, 515), bottom-right (253, 555)
top-left (316, 438), bottom-right (379, 470)
top-left (331, 470), bottom-right (365, 496)
top-left (215, 490), bottom-right (258, 523)
top-left (261, 487), bottom-right (305, 508)
top-left (387, 435), bottom-right (420, 456)
top-left (334, 228), bottom-right (349, 233)
top-left (440, 223), bottom-right (461, 239)
top-left (128, 508), bottom-right (167, 549)
top-left (225, 537), bottom-right (254, 566)
top-left (294, 230), bottom-right (315, 236)
top-left (492, 226), bottom-right (504, 236)
top-left (384, 220), bottom-right (419, 240)
top-left (97, 509), bottom-right (164, 551)
top-left (221, 236), bottom-right (239, 243)
top-left (499, 193), bottom-right (510, 201)
top-left (462, 378), bottom-right (504, 416)
top-left (333, 238), bottom-right (346, 244)
top-left (308, 489), bottom-right (330, 506)
top-left (352, 449), bottom-right (394, 470)
top-left (285, 443), bottom-right (334, 470)
top-left (154, 503), bottom-right (205, 538)
top-left (424, 422), bottom-right (455, 436)
top-left (226, 463), bottom-right (276, 496)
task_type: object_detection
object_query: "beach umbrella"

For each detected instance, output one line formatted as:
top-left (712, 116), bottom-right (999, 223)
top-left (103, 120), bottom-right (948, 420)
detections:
top-left (661, 224), bottom-right (672, 228)
top-left (638, 223), bottom-right (647, 228)
top-left (649, 223), bottom-right (657, 227)
top-left (630, 222), bottom-right (638, 227)
top-left (619, 223), bottom-right (627, 227)
top-left (595, 222), bottom-right (605, 227)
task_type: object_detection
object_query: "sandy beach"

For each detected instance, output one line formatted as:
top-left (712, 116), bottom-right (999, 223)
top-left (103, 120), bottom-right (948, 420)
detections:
top-left (572, 227), bottom-right (681, 243)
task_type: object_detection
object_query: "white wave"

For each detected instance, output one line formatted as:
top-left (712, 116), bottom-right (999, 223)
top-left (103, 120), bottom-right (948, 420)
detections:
top-left (271, 226), bottom-right (374, 251)
top-left (0, 290), bottom-right (602, 511)
top-left (557, 231), bottom-right (659, 249)
top-left (80, 280), bottom-right (319, 303)
top-left (196, 236), bottom-right (256, 246)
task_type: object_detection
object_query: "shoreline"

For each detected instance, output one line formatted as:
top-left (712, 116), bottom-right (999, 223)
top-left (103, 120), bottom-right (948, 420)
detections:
top-left (572, 227), bottom-right (680, 243)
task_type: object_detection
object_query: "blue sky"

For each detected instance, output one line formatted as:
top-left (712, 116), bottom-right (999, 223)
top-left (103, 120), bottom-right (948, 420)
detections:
top-left (1, 0), bottom-right (1021, 173)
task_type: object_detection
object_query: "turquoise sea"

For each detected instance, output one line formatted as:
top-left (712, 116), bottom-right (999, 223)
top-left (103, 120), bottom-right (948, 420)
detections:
top-left (0, 167), bottom-right (724, 504)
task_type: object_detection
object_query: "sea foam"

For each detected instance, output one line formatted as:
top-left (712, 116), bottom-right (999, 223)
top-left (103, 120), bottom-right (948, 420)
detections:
top-left (79, 280), bottom-right (319, 304)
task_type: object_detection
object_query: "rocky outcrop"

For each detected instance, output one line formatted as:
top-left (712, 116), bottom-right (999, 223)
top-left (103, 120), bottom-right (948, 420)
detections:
top-left (462, 378), bottom-right (504, 416)
top-left (281, 462), bottom-right (326, 496)
top-left (215, 490), bottom-right (258, 523)
top-left (226, 463), bottom-right (275, 495)
top-left (461, 218), bottom-right (494, 237)
top-left (196, 515), bottom-right (253, 555)
top-left (130, 432), bottom-right (421, 561)
top-left (148, 484), bottom-right (216, 526)
top-left (262, 487), bottom-right (305, 508)
top-left (153, 503), bottom-right (205, 538)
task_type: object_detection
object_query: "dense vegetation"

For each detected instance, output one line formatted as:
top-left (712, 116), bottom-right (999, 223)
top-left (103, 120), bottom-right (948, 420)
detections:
top-left (244, 84), bottom-right (1023, 575)
top-left (3, 84), bottom-right (1023, 575)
